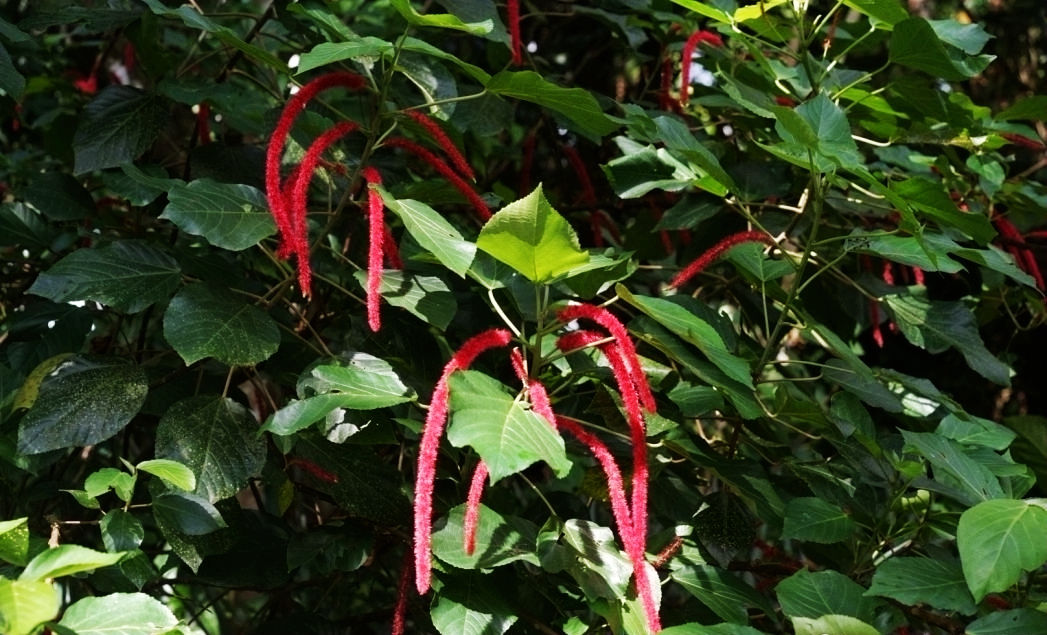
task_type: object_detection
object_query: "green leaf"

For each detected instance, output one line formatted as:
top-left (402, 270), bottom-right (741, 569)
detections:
top-left (160, 179), bottom-right (275, 251)
top-left (0, 45), bottom-right (25, 99)
top-left (727, 242), bottom-right (792, 282)
top-left (967, 609), bottom-right (1047, 635)
top-left (100, 510), bottom-right (145, 553)
top-left (668, 382), bottom-right (725, 417)
top-left (29, 240), bottom-right (180, 313)
top-left (792, 615), bottom-right (879, 635)
top-left (19, 545), bottom-right (124, 582)
top-left (660, 625), bottom-right (768, 635)
top-left (263, 394), bottom-right (371, 436)
top-left (486, 71), bottom-right (617, 137)
top-left (432, 503), bottom-right (539, 569)
top-left (156, 396), bottom-right (267, 502)
top-left (57, 593), bottom-right (178, 635)
top-left (136, 459), bottom-right (196, 492)
top-left (889, 18), bottom-right (994, 81)
top-left (0, 518), bottom-right (29, 567)
top-left (430, 572), bottom-right (518, 635)
top-left (618, 287), bottom-right (754, 389)
top-left (85, 467), bottom-right (136, 502)
top-left (390, 0), bottom-right (493, 34)
top-left (781, 497), bottom-right (855, 544)
top-left (775, 94), bottom-right (861, 167)
top-left (957, 499), bottom-right (1047, 601)
top-left (152, 491), bottom-right (227, 535)
top-left (996, 96), bottom-right (1047, 122)
top-left (866, 557), bottom-right (976, 614)
top-left (163, 284), bottom-right (280, 367)
top-left (937, 414), bottom-right (1016, 451)
top-left (140, 0), bottom-right (283, 69)
top-left (0, 579), bottom-right (57, 635)
top-left (23, 172), bottom-right (95, 221)
top-left (296, 37), bottom-right (392, 74)
top-left (890, 178), bottom-right (995, 241)
top-left (603, 146), bottom-right (695, 198)
top-left (354, 270), bottom-right (456, 329)
top-left (381, 193), bottom-right (476, 276)
top-left (557, 520), bottom-right (635, 600)
top-left (845, 231), bottom-right (963, 273)
top-left (841, 0), bottom-right (909, 25)
top-left (17, 355), bottom-right (148, 454)
top-left (73, 86), bottom-right (171, 174)
top-left (775, 569), bottom-right (878, 623)
top-left (672, 564), bottom-right (773, 625)
top-left (654, 117), bottom-right (737, 194)
top-left (901, 430), bottom-right (1005, 504)
top-left (668, 0), bottom-right (731, 23)
top-left (446, 370), bottom-right (571, 483)
top-left (885, 295), bottom-right (1010, 385)
top-left (928, 19), bottom-right (992, 55)
top-left (476, 185), bottom-right (589, 283)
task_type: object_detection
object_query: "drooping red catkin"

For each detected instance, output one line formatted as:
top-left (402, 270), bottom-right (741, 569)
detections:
top-left (414, 329), bottom-right (513, 594)
top-left (362, 167), bottom-right (387, 332)
top-left (561, 144), bottom-right (597, 207)
top-left (463, 462), bottom-right (489, 555)
top-left (287, 120), bottom-right (359, 296)
top-left (265, 72), bottom-right (366, 263)
top-left (507, 0), bottom-right (523, 66)
top-left (1001, 132), bottom-right (1046, 151)
top-left (509, 347), bottom-right (527, 383)
top-left (995, 216), bottom-right (1046, 290)
top-left (392, 550), bottom-right (412, 635)
top-left (881, 260), bottom-right (895, 286)
top-left (912, 266), bottom-right (925, 286)
top-left (405, 110), bottom-right (475, 181)
top-left (679, 30), bottom-right (724, 106)
top-left (519, 131), bottom-right (536, 197)
top-left (669, 230), bottom-right (774, 290)
top-left (659, 56), bottom-right (675, 111)
top-left (557, 304), bottom-right (657, 413)
top-left (869, 298), bottom-right (884, 348)
top-left (384, 137), bottom-right (492, 220)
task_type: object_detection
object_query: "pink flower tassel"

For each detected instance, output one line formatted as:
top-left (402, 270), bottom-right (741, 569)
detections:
top-left (463, 462), bottom-right (489, 555)
top-left (414, 329), bottom-right (513, 594)
top-left (669, 230), bottom-right (773, 290)
top-left (385, 137), bottom-right (491, 220)
top-left (405, 110), bottom-right (475, 181)
top-left (361, 167), bottom-right (387, 331)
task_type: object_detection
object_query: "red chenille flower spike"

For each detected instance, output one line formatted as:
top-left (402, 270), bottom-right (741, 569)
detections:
top-left (679, 30), bottom-right (723, 106)
top-left (361, 167), bottom-right (387, 332)
top-left (391, 550), bottom-right (412, 635)
top-left (413, 328), bottom-right (512, 594)
top-left (669, 230), bottom-right (773, 290)
top-left (405, 110), bottom-right (475, 181)
top-left (384, 137), bottom-right (491, 220)
top-left (463, 461), bottom-right (489, 555)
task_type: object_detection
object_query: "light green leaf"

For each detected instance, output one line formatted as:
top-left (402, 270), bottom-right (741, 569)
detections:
top-left (446, 370), bottom-right (571, 483)
top-left (73, 86), bottom-right (171, 174)
top-left (476, 185), bottom-right (589, 283)
top-left (390, 0), bottom-right (493, 34)
top-left (891, 178), bottom-right (995, 241)
top-left (660, 624), bottom-right (768, 635)
top-left (381, 192), bottom-right (476, 276)
top-left (841, 0), bottom-right (909, 25)
top-left (163, 284), bottom-right (280, 367)
top-left (100, 510), bottom-right (145, 553)
top-left (782, 497), bottom-right (855, 544)
top-left (430, 572), bottom-right (517, 635)
top-left (85, 467), bottom-right (136, 503)
top-left (890, 18), bottom-right (994, 81)
top-left (486, 71), bottom-right (617, 137)
top-left (432, 503), bottom-right (539, 569)
top-left (618, 287), bottom-right (754, 389)
top-left (28, 240), bottom-right (180, 313)
top-left (156, 396), bottom-right (267, 502)
top-left (152, 491), bottom-right (226, 535)
top-left (0, 518), bottom-right (29, 567)
top-left (901, 430), bottom-right (1005, 504)
top-left (775, 94), bottom-right (862, 167)
top-left (296, 38), bottom-right (392, 74)
top-left (957, 499), bottom-right (1047, 601)
top-left (559, 520), bottom-right (635, 600)
top-left (160, 179), bottom-right (275, 251)
top-left (57, 593), bottom-right (178, 635)
top-left (792, 615), bottom-right (879, 635)
top-left (263, 393), bottom-right (369, 436)
top-left (668, 0), bottom-right (731, 22)
top-left (20, 545), bottom-right (124, 582)
top-left (136, 459), bottom-right (196, 492)
top-left (353, 270), bottom-right (457, 329)
top-left (845, 231), bottom-right (963, 273)
top-left (936, 414), bottom-right (1016, 451)
top-left (672, 564), bottom-right (773, 625)
top-left (885, 294), bottom-right (1010, 385)
top-left (0, 579), bottom-right (57, 635)
top-left (866, 557), bottom-right (976, 614)
top-left (967, 609), bottom-right (1047, 635)
top-left (17, 355), bottom-right (148, 455)
top-left (775, 569), bottom-right (878, 623)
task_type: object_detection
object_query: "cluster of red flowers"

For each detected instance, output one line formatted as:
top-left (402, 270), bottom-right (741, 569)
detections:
top-left (264, 72), bottom-right (488, 330)
top-left (406, 304), bottom-right (665, 632)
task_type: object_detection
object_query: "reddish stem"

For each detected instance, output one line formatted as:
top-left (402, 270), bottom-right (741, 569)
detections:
top-left (507, 0), bottom-right (523, 65)
top-left (196, 103), bottom-right (212, 145)
top-left (668, 230), bottom-right (773, 290)
top-left (405, 110), bottom-right (476, 181)
top-left (384, 137), bottom-right (491, 220)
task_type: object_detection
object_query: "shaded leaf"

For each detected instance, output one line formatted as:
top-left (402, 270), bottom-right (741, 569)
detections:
top-left (353, 270), bottom-right (456, 329)
top-left (967, 609), bottom-right (1047, 635)
top-left (890, 18), bottom-right (994, 80)
top-left (432, 503), bottom-right (540, 569)
top-left (163, 284), bottom-right (280, 367)
top-left (431, 572), bottom-right (518, 635)
top-left (23, 172), bottom-right (95, 221)
top-left (486, 71), bottom-right (617, 137)
top-left (160, 179), bottom-right (275, 251)
top-left (902, 430), bottom-right (1005, 505)
top-left (73, 86), bottom-right (171, 174)
top-left (866, 557), bottom-right (975, 614)
top-left (775, 569), bottom-right (878, 623)
top-left (101, 510), bottom-right (145, 553)
top-left (390, 0), bottom-right (493, 34)
top-left (152, 491), bottom-right (227, 535)
top-left (782, 497), bottom-right (855, 544)
top-left (672, 564), bottom-right (773, 625)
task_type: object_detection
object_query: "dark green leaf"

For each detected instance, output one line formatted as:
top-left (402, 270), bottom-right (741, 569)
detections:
top-left (558, 519), bottom-right (635, 600)
top-left (73, 86), bottom-right (171, 174)
top-left (477, 185), bottom-right (588, 282)
top-left (56, 593), bottom-right (178, 635)
top-left (19, 545), bottom-right (124, 582)
top-left (152, 491), bottom-right (227, 535)
top-left (967, 609), bottom-right (1047, 635)
top-left (996, 96), bottom-right (1047, 122)
top-left (100, 510), bottom-right (145, 553)
top-left (430, 572), bottom-right (518, 635)
top-left (486, 71), bottom-right (617, 137)
top-left (353, 270), bottom-right (457, 329)
top-left (885, 295), bottom-right (1010, 385)
top-left (672, 564), bottom-right (773, 624)
top-left (654, 116), bottom-right (737, 194)
top-left (29, 241), bottom-right (180, 314)
top-left (447, 370), bottom-right (571, 483)
top-left (603, 145), bottom-right (694, 198)
top-left (668, 382), bottom-right (725, 417)
top-left (23, 173), bottom-right (95, 221)
top-left (775, 569), bottom-right (878, 622)
top-left (163, 284), bottom-right (280, 367)
top-left (845, 231), bottom-right (963, 273)
top-left (927, 19), bottom-right (992, 55)
top-left (841, 0), bottom-right (908, 25)
top-left (782, 497), bottom-right (855, 544)
top-left (889, 18), bottom-right (994, 81)
top-left (0, 203), bottom-right (55, 251)
top-left (957, 499), bottom-right (1047, 601)
top-left (937, 414), bottom-right (1015, 451)
top-left (381, 192), bottom-right (476, 276)
top-left (866, 557), bottom-right (976, 614)
top-left (432, 503), bottom-right (539, 569)
top-left (156, 396), bottom-right (267, 502)
top-left (890, 178), bottom-right (995, 241)
top-left (390, 0), bottom-right (493, 34)
top-left (902, 430), bottom-right (1005, 504)
top-left (160, 179), bottom-right (275, 251)
top-left (17, 356), bottom-right (147, 454)
top-left (0, 45), bottom-right (23, 99)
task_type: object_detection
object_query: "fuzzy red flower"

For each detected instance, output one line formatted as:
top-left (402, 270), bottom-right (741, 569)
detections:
top-left (361, 166), bottom-right (387, 332)
top-left (384, 137), bottom-right (491, 220)
top-left (669, 230), bottom-right (773, 289)
top-left (679, 29), bottom-right (723, 106)
top-left (405, 110), bottom-right (475, 181)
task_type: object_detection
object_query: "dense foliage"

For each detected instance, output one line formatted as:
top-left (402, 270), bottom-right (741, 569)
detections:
top-left (1, 1), bottom-right (1046, 634)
